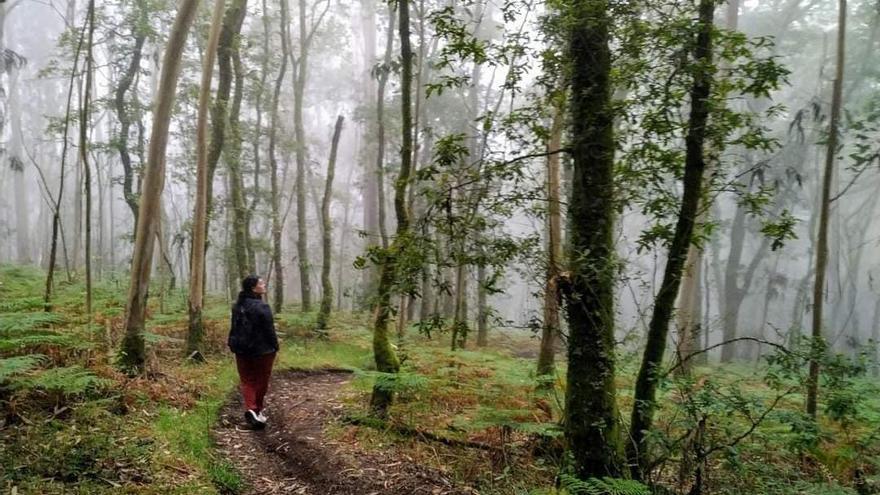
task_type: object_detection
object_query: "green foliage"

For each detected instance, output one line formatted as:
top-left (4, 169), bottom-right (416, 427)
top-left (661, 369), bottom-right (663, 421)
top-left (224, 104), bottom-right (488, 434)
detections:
top-left (0, 354), bottom-right (47, 381)
top-left (0, 311), bottom-right (64, 336)
top-left (358, 369), bottom-right (429, 394)
top-left (559, 475), bottom-right (650, 495)
top-left (15, 366), bottom-right (111, 396)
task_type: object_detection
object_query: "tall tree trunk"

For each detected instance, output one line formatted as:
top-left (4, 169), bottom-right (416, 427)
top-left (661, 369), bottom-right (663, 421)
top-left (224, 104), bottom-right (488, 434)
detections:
top-left (10, 71), bottom-right (30, 264)
top-left (121, 0), bottom-right (200, 373)
top-left (360, 0), bottom-right (381, 305)
top-left (564, 0), bottom-right (624, 479)
top-left (370, 0), bottom-right (411, 419)
top-left (807, 0), bottom-right (846, 419)
top-left (316, 116), bottom-right (344, 332)
top-left (628, 0), bottom-right (714, 477)
top-left (81, 0), bottom-right (96, 318)
top-left (186, 0), bottom-right (224, 358)
top-left (228, 34), bottom-right (249, 280)
top-left (629, 0), bottom-right (716, 476)
top-left (536, 101), bottom-right (564, 377)
top-left (270, 0), bottom-right (291, 313)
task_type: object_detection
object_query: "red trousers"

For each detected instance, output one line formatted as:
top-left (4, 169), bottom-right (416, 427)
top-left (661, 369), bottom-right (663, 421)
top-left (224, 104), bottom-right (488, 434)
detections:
top-left (235, 352), bottom-right (276, 412)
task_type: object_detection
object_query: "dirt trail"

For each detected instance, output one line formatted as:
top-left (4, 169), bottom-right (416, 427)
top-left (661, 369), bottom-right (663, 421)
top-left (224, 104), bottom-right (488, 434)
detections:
top-left (214, 368), bottom-right (475, 495)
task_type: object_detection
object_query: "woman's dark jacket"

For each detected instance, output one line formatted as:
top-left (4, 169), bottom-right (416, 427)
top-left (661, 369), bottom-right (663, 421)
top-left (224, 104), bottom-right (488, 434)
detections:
top-left (228, 295), bottom-right (279, 357)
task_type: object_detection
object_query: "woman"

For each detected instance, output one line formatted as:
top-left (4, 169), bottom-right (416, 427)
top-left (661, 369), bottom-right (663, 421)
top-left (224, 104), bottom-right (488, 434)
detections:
top-left (228, 275), bottom-right (279, 429)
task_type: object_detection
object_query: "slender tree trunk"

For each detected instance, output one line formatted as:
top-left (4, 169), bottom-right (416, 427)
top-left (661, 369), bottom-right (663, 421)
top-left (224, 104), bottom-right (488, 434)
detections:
top-left (360, 0), bottom-right (381, 308)
top-left (537, 101), bottom-right (564, 376)
top-left (120, 0), bottom-right (200, 373)
top-left (370, 0), bottom-right (411, 418)
top-left (294, 0), bottom-right (312, 311)
top-left (564, 0), bottom-right (624, 479)
top-left (206, 0), bottom-right (248, 234)
top-left (807, 0), bottom-right (846, 419)
top-left (245, 0), bottom-right (272, 274)
top-left (45, 11), bottom-right (88, 310)
top-left (628, 0), bottom-right (715, 476)
top-left (316, 116), bottom-right (344, 332)
top-left (81, 0), bottom-right (96, 319)
top-left (375, 4), bottom-right (394, 250)
top-left (186, 0), bottom-right (224, 358)
top-left (451, 261), bottom-right (468, 350)
top-left (116, 11), bottom-right (146, 227)
top-left (270, 0), bottom-right (291, 313)
top-left (10, 71), bottom-right (30, 264)
top-left (476, 261), bottom-right (488, 346)
top-left (336, 185), bottom-right (352, 311)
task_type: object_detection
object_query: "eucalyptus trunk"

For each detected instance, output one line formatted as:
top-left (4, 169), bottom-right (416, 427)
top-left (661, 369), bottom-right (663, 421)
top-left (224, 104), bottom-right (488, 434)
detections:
top-left (121, 0), bottom-right (200, 373)
top-left (186, 0), bottom-right (225, 358)
top-left (81, 0), bottom-right (96, 319)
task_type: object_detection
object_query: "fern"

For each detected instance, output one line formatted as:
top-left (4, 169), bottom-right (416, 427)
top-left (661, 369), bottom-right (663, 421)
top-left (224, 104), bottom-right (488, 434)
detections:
top-left (16, 366), bottom-right (111, 395)
top-left (0, 296), bottom-right (45, 312)
top-left (0, 333), bottom-right (76, 352)
top-left (0, 312), bottom-right (64, 336)
top-left (559, 475), bottom-right (651, 495)
top-left (357, 369), bottom-right (429, 393)
top-left (0, 354), bottom-right (47, 382)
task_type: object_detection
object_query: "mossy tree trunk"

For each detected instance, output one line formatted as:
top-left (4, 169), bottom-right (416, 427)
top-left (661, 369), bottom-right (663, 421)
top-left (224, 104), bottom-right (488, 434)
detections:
top-left (628, 0), bottom-right (715, 477)
top-left (121, 0), bottom-right (200, 373)
top-left (316, 116), bottom-right (345, 333)
top-left (563, 0), bottom-right (624, 479)
top-left (371, 0), bottom-right (412, 419)
top-left (186, 0), bottom-right (225, 358)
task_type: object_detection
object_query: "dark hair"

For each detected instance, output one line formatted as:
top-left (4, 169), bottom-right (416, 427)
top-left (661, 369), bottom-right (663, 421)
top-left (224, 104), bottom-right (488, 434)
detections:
top-left (237, 274), bottom-right (261, 303)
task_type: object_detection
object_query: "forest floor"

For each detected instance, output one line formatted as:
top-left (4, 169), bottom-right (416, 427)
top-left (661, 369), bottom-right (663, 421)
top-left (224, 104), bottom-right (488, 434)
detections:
top-left (3, 265), bottom-right (880, 495)
top-left (214, 368), bottom-right (475, 495)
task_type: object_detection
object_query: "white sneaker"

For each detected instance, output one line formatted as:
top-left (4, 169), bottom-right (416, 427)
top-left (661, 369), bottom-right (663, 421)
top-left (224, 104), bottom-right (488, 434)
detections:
top-left (256, 411), bottom-right (268, 423)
